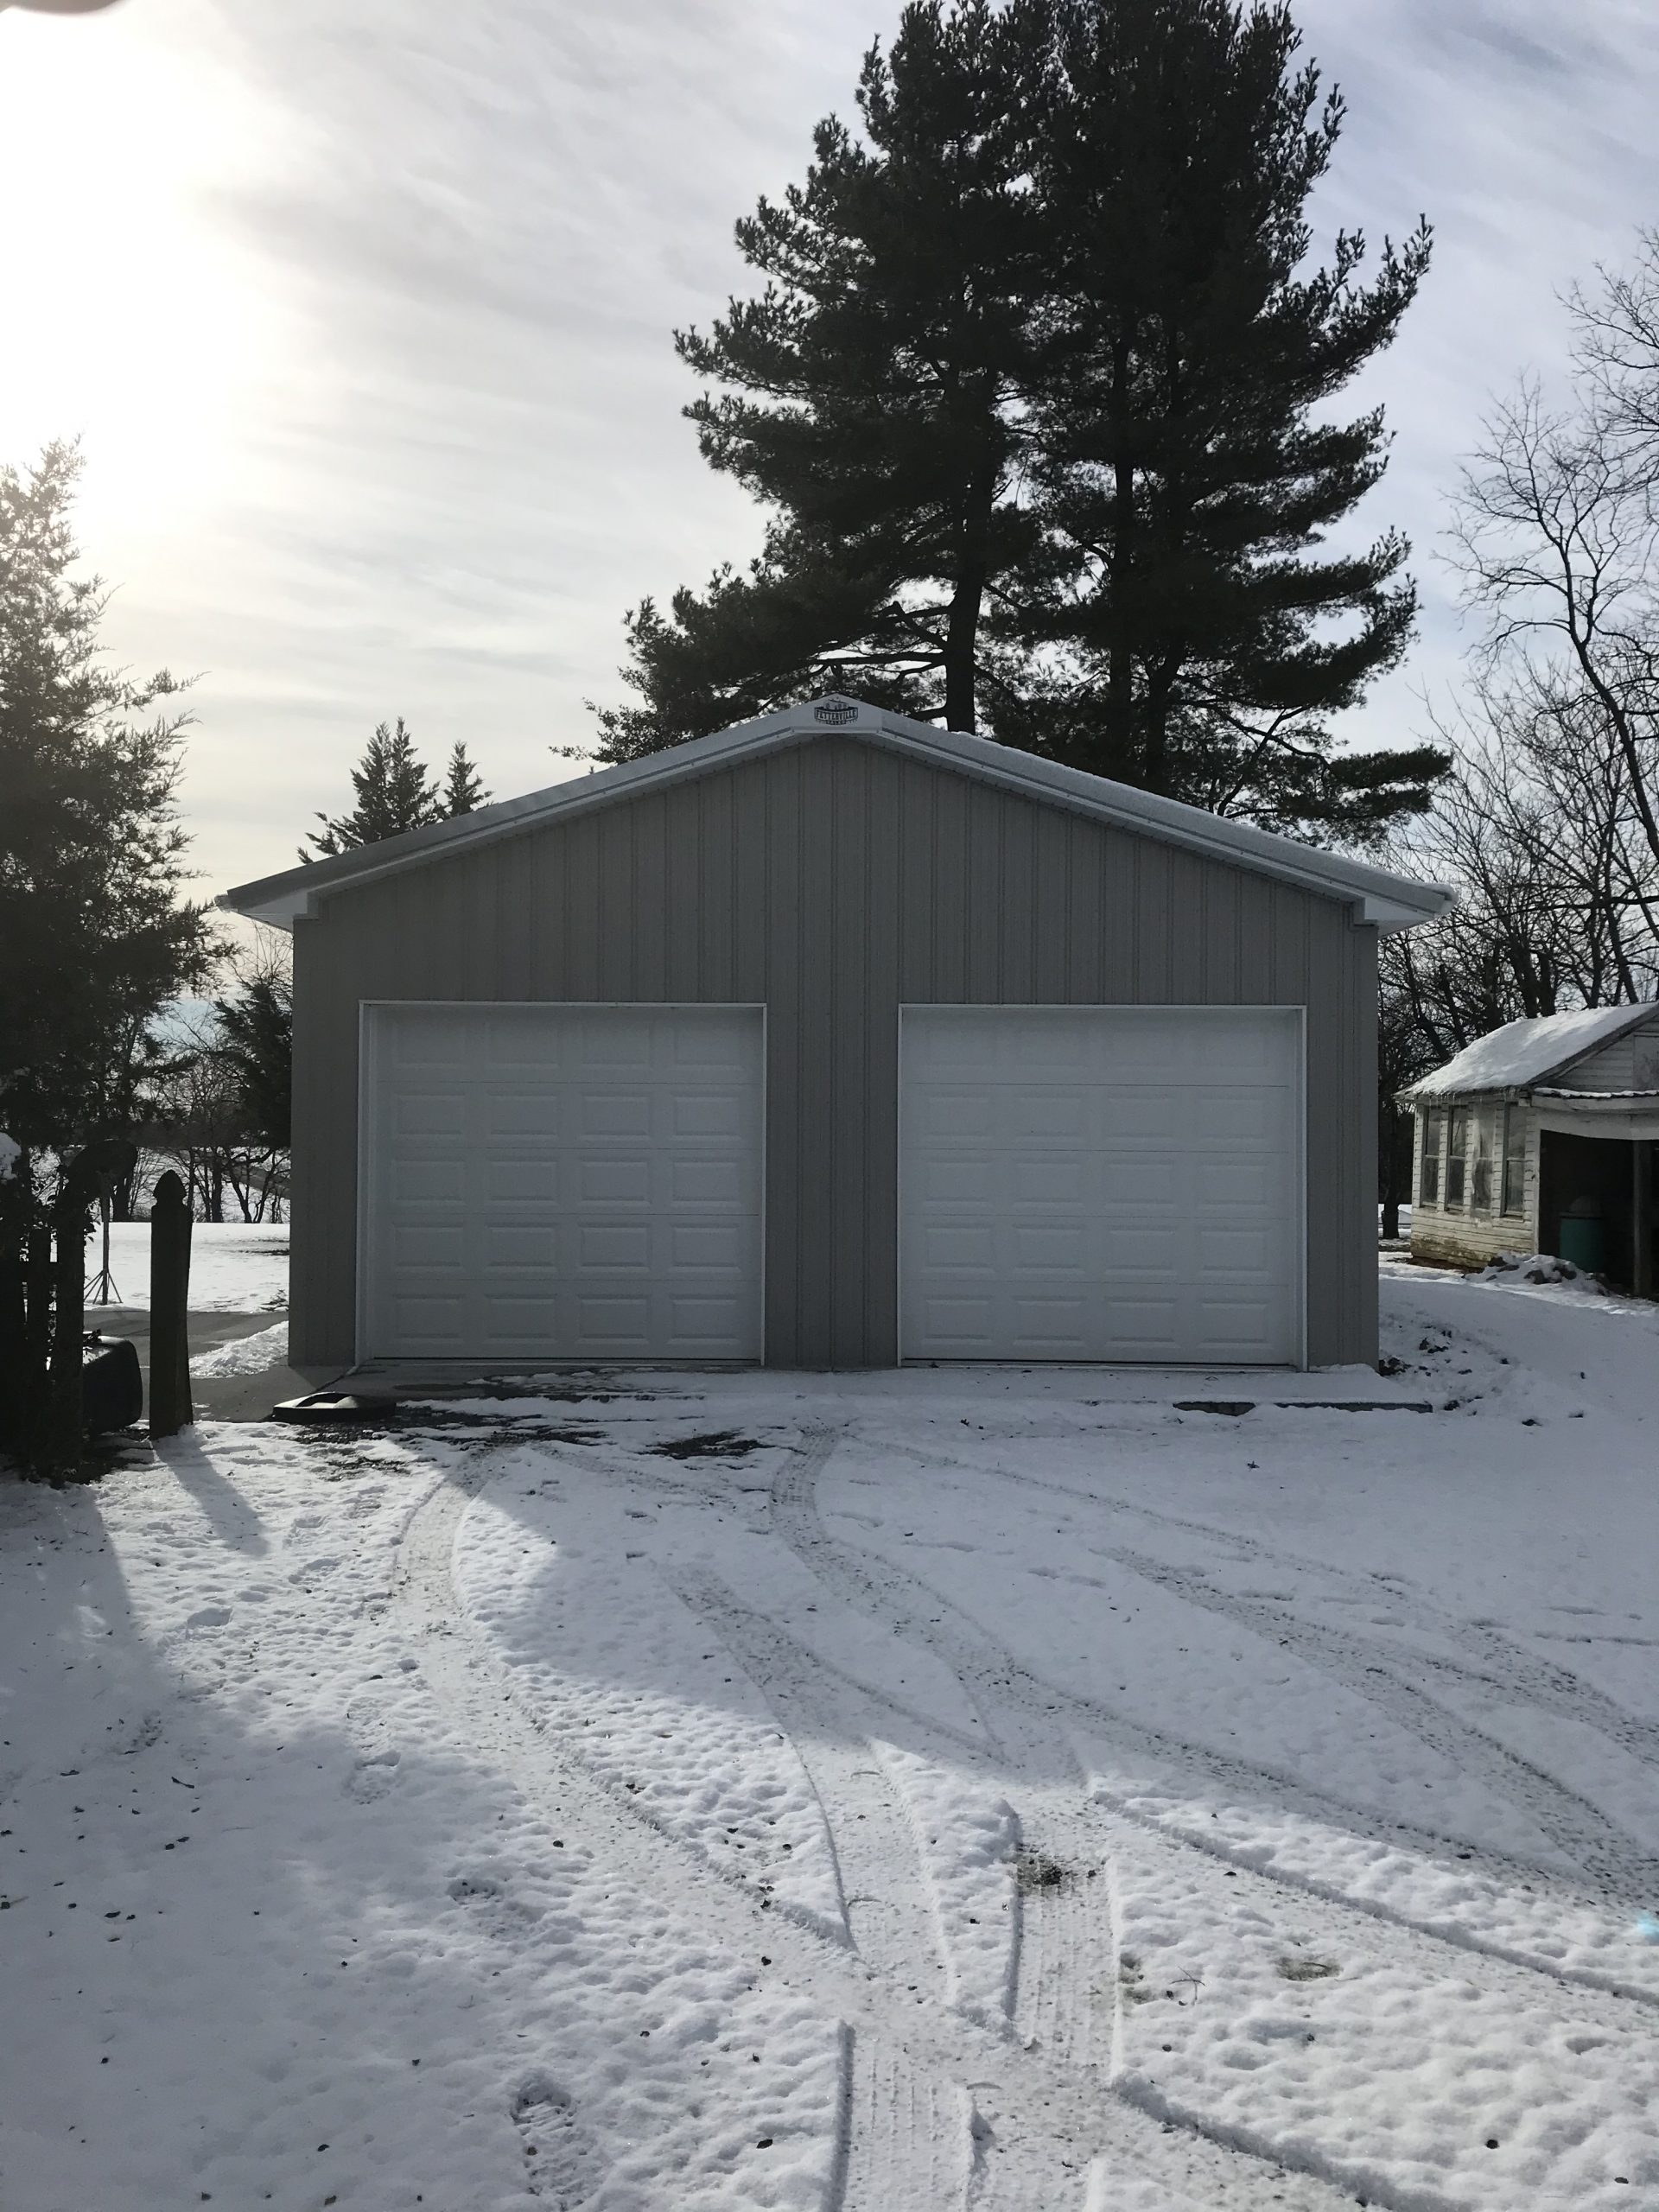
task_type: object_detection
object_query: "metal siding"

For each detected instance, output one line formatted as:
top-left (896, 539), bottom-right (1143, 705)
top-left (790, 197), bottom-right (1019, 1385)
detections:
top-left (762, 751), bottom-right (804, 1363)
top-left (290, 733), bottom-right (1379, 1369)
top-left (864, 753), bottom-right (904, 1357)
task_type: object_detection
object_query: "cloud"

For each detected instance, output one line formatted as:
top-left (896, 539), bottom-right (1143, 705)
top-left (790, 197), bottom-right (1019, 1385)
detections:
top-left (4, 0), bottom-right (1659, 893)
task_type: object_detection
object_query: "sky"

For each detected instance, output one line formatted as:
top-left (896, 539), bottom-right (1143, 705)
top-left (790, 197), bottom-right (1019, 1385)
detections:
top-left (3, 0), bottom-right (1659, 906)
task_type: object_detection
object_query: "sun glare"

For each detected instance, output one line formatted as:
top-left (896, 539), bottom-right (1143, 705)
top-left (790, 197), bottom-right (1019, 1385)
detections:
top-left (0, 7), bottom-right (291, 548)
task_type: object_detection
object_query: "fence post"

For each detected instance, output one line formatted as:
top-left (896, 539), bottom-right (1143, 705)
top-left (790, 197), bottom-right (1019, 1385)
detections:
top-left (48, 1189), bottom-right (87, 1467)
top-left (149, 1172), bottom-right (194, 1440)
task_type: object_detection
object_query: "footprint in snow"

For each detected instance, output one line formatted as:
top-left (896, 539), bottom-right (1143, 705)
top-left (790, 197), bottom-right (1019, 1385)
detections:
top-left (344, 1750), bottom-right (401, 1802)
top-left (106, 1713), bottom-right (163, 1755)
top-left (185, 1605), bottom-right (232, 1630)
top-left (447, 1873), bottom-right (543, 1938)
top-left (511, 2072), bottom-right (604, 2202)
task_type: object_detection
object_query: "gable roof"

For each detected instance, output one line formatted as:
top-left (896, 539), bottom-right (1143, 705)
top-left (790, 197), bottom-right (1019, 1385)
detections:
top-left (1401, 1004), bottom-right (1659, 1102)
top-left (220, 693), bottom-right (1455, 933)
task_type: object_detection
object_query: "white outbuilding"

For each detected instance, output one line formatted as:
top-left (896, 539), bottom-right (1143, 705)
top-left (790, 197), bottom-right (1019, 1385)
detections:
top-left (1401, 1005), bottom-right (1659, 1288)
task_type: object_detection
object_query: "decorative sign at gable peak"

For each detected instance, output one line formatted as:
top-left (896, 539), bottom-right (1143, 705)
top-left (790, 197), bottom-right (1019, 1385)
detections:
top-left (811, 695), bottom-right (861, 726)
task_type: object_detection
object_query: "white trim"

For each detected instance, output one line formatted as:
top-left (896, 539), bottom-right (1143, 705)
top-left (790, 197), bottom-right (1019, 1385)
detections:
top-left (893, 1002), bottom-right (1308, 1370)
top-left (223, 695), bottom-right (1453, 936)
top-left (353, 999), bottom-right (768, 1368)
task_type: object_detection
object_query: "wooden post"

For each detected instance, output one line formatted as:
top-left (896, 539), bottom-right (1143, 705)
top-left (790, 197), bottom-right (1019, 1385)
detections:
top-left (48, 1191), bottom-right (86, 1466)
top-left (1634, 1141), bottom-right (1654, 1300)
top-left (0, 1224), bottom-right (23, 1455)
top-left (149, 1171), bottom-right (194, 1439)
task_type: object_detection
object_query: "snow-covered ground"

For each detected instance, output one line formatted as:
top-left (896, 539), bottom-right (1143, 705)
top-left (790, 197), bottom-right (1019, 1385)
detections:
top-left (82, 1220), bottom-right (288, 1313)
top-left (188, 1318), bottom-right (290, 1376)
top-left (3, 1273), bottom-right (1657, 2210)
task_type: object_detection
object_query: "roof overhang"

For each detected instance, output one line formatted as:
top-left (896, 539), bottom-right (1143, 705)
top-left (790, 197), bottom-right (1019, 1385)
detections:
top-left (219, 695), bottom-right (1456, 935)
top-left (1533, 1093), bottom-right (1659, 1141)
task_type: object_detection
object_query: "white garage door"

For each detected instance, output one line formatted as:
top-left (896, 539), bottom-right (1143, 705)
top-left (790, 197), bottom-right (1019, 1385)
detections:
top-left (899, 1007), bottom-right (1302, 1364)
top-left (359, 1004), bottom-right (764, 1362)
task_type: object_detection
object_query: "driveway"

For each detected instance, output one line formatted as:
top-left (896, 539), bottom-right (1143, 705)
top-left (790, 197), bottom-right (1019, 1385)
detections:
top-left (1, 1273), bottom-right (1656, 2209)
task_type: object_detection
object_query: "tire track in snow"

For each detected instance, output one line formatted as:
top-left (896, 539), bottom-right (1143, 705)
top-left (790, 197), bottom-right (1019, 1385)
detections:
top-left (671, 1567), bottom-right (980, 2208)
top-left (393, 1452), bottom-right (1358, 2212)
top-left (883, 1434), bottom-right (1659, 1777)
top-left (766, 1427), bottom-right (1659, 2194)
top-left (675, 1560), bottom-right (1127, 2080)
top-left (855, 1431), bottom-right (1659, 1904)
top-left (770, 1440), bottom-right (1117, 2080)
top-left (838, 2036), bottom-right (974, 2212)
top-left (675, 1570), bottom-right (986, 2001)
top-left (1089, 1777), bottom-right (1659, 2017)
top-left (773, 1433), bottom-right (1544, 1904)
top-left (1104, 1544), bottom-right (1659, 1897)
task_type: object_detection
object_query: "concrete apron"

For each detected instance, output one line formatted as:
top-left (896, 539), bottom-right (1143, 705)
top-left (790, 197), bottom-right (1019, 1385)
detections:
top-left (87, 1306), bottom-right (346, 1425)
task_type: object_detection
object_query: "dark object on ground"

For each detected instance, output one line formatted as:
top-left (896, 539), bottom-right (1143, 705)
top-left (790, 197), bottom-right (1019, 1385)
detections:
top-left (81, 1335), bottom-right (142, 1433)
top-left (149, 1172), bottom-right (193, 1440)
top-left (1275, 1399), bottom-right (1434, 1414)
top-left (651, 1430), bottom-right (760, 1459)
top-left (1175, 1397), bottom-right (1434, 1416)
top-left (271, 1391), bottom-right (401, 1426)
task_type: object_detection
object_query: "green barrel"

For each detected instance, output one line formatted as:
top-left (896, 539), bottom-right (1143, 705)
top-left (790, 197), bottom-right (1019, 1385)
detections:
top-left (1559, 1201), bottom-right (1605, 1274)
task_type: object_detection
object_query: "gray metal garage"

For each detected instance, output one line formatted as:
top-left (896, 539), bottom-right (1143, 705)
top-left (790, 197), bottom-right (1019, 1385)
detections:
top-left (223, 694), bottom-right (1450, 1371)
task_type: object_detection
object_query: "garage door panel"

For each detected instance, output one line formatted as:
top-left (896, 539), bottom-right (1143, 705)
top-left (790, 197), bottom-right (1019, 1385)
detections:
top-left (390, 1159), bottom-right (467, 1203)
top-left (913, 1088), bottom-right (995, 1140)
top-left (1010, 1223), bottom-right (1087, 1269)
top-left (363, 1006), bottom-right (763, 1362)
top-left (920, 1225), bottom-right (997, 1270)
top-left (902, 1007), bottom-right (1300, 1365)
top-left (1009, 1090), bottom-right (1089, 1140)
top-left (668, 1223), bottom-right (747, 1268)
top-left (575, 1091), bottom-right (651, 1137)
top-left (1007, 1160), bottom-right (1086, 1204)
top-left (1100, 1160), bottom-right (1179, 1204)
top-left (671, 1294), bottom-right (747, 1338)
top-left (479, 1224), bottom-right (554, 1267)
top-left (667, 1157), bottom-right (748, 1205)
top-left (394, 1093), bottom-right (467, 1138)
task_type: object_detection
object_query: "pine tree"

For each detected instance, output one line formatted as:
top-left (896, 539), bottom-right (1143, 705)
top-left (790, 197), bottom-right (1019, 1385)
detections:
top-left (0, 441), bottom-right (211, 1467)
top-left (1006, 0), bottom-right (1442, 834)
top-left (595, 0), bottom-right (1050, 758)
top-left (441, 741), bottom-right (489, 817)
top-left (0, 443), bottom-right (208, 1144)
top-left (304, 717), bottom-right (441, 858)
top-left (212, 973), bottom-right (293, 1149)
top-left (600, 0), bottom-right (1445, 839)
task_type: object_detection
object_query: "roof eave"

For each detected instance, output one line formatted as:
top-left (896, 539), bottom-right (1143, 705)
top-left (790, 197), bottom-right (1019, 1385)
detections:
top-left (218, 696), bottom-right (1456, 932)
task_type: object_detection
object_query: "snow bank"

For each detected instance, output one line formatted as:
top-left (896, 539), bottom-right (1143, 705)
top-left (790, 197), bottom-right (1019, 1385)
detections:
top-left (189, 1319), bottom-right (289, 1376)
top-left (1476, 1250), bottom-right (1608, 1294)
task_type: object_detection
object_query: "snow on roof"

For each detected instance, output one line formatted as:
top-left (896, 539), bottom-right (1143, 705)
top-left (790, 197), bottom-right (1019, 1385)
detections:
top-left (1405, 1004), bottom-right (1659, 1099)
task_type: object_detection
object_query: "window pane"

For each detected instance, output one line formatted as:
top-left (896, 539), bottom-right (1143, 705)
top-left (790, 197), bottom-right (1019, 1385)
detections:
top-left (1471, 1110), bottom-right (1492, 1209)
top-left (1420, 1111), bottom-right (1440, 1204)
top-left (1446, 1107), bottom-right (1468, 1206)
top-left (1502, 1103), bottom-right (1526, 1216)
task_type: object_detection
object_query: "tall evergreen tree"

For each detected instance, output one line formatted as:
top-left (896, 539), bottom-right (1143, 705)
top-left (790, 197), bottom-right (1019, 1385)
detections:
top-left (600, 0), bottom-right (1444, 840)
top-left (596, 0), bottom-right (1049, 758)
top-left (212, 972), bottom-right (293, 1150)
top-left (304, 717), bottom-right (440, 858)
top-left (1007, 0), bottom-right (1442, 832)
top-left (441, 741), bottom-right (489, 816)
top-left (0, 443), bottom-right (208, 1146)
top-left (0, 441), bottom-right (211, 1467)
